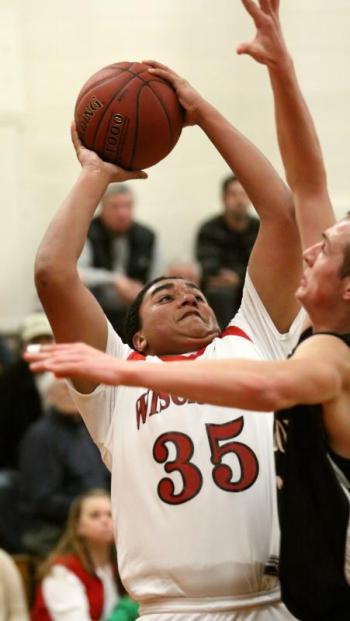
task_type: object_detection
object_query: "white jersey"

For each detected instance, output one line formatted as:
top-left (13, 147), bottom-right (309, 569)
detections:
top-left (68, 273), bottom-right (304, 613)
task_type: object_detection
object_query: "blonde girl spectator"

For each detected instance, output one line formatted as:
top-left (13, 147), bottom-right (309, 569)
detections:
top-left (31, 490), bottom-right (123, 621)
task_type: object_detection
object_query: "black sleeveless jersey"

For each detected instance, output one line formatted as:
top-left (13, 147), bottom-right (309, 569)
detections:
top-left (275, 328), bottom-right (350, 621)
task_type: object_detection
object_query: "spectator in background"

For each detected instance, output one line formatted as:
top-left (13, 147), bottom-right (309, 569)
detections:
top-left (165, 259), bottom-right (201, 285)
top-left (78, 183), bottom-right (162, 340)
top-left (0, 313), bottom-right (53, 552)
top-left (0, 312), bottom-right (53, 470)
top-left (0, 336), bottom-right (12, 372)
top-left (31, 489), bottom-right (123, 621)
top-left (20, 379), bottom-right (110, 556)
top-left (0, 548), bottom-right (29, 621)
top-left (196, 174), bottom-right (259, 328)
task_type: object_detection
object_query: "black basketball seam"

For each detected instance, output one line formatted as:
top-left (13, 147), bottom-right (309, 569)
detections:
top-left (146, 80), bottom-right (175, 147)
top-left (128, 81), bottom-right (144, 169)
top-left (76, 62), bottom-right (135, 110)
top-left (91, 73), bottom-right (141, 154)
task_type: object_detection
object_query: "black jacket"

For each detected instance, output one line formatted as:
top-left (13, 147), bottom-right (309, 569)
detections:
top-left (196, 214), bottom-right (259, 285)
top-left (0, 359), bottom-right (43, 469)
top-left (88, 216), bottom-right (156, 283)
top-left (19, 409), bottom-right (109, 529)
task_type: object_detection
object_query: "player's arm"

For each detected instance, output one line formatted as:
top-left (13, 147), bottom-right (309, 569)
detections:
top-left (25, 335), bottom-right (345, 412)
top-left (145, 60), bottom-right (301, 333)
top-left (238, 0), bottom-right (335, 248)
top-left (35, 124), bottom-right (146, 393)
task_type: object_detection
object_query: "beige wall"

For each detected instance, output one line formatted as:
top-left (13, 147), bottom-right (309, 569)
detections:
top-left (1, 0), bottom-right (350, 330)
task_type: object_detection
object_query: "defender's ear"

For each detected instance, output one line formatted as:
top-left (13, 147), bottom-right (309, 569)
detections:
top-left (342, 276), bottom-right (350, 301)
top-left (132, 331), bottom-right (148, 353)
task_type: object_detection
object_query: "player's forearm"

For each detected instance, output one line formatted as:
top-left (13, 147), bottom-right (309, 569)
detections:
top-left (269, 59), bottom-right (335, 242)
top-left (121, 358), bottom-right (286, 412)
top-left (35, 168), bottom-right (110, 281)
top-left (196, 100), bottom-right (293, 220)
top-left (269, 58), bottom-right (325, 193)
top-left (119, 356), bottom-right (340, 413)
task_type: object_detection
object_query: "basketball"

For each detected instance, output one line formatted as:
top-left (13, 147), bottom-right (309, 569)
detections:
top-left (74, 61), bottom-right (184, 170)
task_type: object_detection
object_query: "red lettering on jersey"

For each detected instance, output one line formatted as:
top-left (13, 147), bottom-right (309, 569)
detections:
top-left (159, 392), bottom-right (171, 412)
top-left (172, 395), bottom-right (187, 406)
top-left (149, 391), bottom-right (159, 416)
top-left (135, 389), bottom-right (200, 429)
top-left (136, 392), bottom-right (148, 429)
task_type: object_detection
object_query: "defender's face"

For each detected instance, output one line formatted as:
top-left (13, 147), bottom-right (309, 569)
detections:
top-left (135, 279), bottom-right (220, 356)
top-left (296, 220), bottom-right (350, 311)
top-left (223, 180), bottom-right (249, 219)
top-left (101, 192), bottom-right (134, 234)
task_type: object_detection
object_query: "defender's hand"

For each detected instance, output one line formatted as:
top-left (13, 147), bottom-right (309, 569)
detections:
top-left (24, 342), bottom-right (127, 386)
top-left (237, 0), bottom-right (290, 71)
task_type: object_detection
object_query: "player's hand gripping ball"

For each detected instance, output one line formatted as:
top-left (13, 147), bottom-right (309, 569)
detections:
top-left (74, 61), bottom-right (184, 170)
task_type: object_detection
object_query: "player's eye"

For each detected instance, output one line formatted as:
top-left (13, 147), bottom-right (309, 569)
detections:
top-left (159, 295), bottom-right (173, 303)
top-left (195, 295), bottom-right (205, 303)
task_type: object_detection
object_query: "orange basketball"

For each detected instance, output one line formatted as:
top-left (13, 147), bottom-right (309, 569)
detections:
top-left (74, 61), bottom-right (184, 170)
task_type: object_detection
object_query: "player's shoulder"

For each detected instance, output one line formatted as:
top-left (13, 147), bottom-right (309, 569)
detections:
top-left (293, 331), bottom-right (350, 372)
top-left (106, 321), bottom-right (132, 360)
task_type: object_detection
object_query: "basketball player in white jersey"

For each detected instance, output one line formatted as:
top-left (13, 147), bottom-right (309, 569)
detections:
top-left (27, 3), bottom-right (350, 619)
top-left (28, 40), bottom-right (305, 618)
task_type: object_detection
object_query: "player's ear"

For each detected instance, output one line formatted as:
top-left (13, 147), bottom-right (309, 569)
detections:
top-left (132, 331), bottom-right (148, 353)
top-left (341, 274), bottom-right (350, 300)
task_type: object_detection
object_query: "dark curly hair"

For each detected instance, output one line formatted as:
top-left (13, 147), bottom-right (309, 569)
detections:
top-left (124, 276), bottom-right (185, 350)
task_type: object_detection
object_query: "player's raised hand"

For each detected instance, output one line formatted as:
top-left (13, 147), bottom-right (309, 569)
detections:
top-left (237, 0), bottom-right (290, 70)
top-left (143, 60), bottom-right (206, 126)
top-left (24, 342), bottom-right (127, 386)
top-left (71, 122), bottom-right (148, 182)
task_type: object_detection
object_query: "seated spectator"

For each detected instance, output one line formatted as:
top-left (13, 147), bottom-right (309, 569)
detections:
top-left (31, 490), bottom-right (122, 620)
top-left (165, 260), bottom-right (201, 285)
top-left (78, 183), bottom-right (163, 339)
top-left (0, 335), bottom-right (12, 372)
top-left (0, 313), bottom-right (53, 552)
top-left (195, 174), bottom-right (259, 328)
top-left (0, 548), bottom-right (29, 621)
top-left (19, 380), bottom-right (110, 556)
top-left (0, 312), bottom-right (53, 471)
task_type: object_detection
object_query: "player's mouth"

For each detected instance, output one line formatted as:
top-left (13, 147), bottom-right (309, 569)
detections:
top-left (178, 310), bottom-right (203, 322)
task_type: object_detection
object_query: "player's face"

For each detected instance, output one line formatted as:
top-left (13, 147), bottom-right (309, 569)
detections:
top-left (77, 496), bottom-right (114, 545)
top-left (296, 220), bottom-right (350, 313)
top-left (101, 192), bottom-right (134, 234)
top-left (135, 279), bottom-right (220, 355)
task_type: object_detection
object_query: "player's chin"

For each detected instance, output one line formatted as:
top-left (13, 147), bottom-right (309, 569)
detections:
top-left (183, 323), bottom-right (218, 340)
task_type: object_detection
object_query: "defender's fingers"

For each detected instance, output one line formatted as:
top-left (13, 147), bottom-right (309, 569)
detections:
top-left (241, 0), bottom-right (262, 21)
top-left (236, 42), bottom-right (254, 56)
top-left (270, 0), bottom-right (279, 10)
top-left (259, 0), bottom-right (272, 13)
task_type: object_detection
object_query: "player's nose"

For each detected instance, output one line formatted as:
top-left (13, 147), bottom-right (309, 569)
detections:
top-left (179, 292), bottom-right (198, 307)
top-left (303, 242), bottom-right (320, 266)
